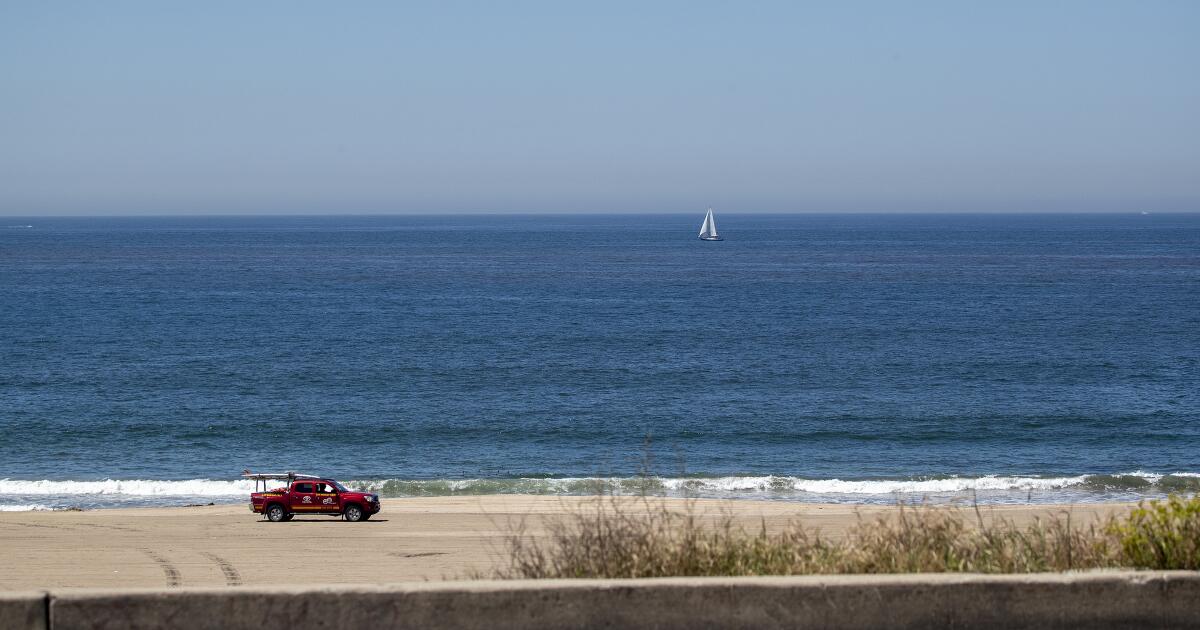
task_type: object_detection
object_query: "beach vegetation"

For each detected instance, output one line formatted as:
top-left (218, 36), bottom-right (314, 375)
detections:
top-left (497, 494), bottom-right (1200, 578)
top-left (1107, 494), bottom-right (1200, 570)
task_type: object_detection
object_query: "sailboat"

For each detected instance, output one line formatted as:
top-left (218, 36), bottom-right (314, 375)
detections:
top-left (698, 207), bottom-right (722, 241)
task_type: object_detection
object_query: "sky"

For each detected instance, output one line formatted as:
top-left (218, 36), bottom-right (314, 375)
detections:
top-left (1, 1), bottom-right (1197, 215)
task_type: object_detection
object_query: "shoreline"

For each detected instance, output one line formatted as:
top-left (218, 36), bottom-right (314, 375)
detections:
top-left (3, 470), bottom-right (1194, 512)
top-left (0, 495), bottom-right (1139, 591)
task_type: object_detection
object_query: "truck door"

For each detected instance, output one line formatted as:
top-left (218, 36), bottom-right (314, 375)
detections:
top-left (314, 482), bottom-right (340, 513)
top-left (289, 481), bottom-right (317, 513)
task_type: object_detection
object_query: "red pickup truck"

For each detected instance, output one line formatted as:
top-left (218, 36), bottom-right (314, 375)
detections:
top-left (245, 472), bottom-right (381, 522)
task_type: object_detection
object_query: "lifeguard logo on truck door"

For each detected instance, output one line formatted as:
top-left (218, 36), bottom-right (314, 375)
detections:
top-left (322, 497), bottom-right (334, 504)
top-left (302, 495), bottom-right (312, 503)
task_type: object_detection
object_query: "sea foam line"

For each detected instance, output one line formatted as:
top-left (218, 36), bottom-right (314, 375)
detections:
top-left (0, 473), bottom-right (1195, 498)
top-left (356, 472), bottom-right (1196, 496)
top-left (0, 479), bottom-right (255, 496)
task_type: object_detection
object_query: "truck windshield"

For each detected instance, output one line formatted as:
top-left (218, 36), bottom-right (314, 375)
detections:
top-left (331, 481), bottom-right (349, 492)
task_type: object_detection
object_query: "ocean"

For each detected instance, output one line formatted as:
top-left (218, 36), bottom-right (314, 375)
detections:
top-left (1, 213), bottom-right (1197, 510)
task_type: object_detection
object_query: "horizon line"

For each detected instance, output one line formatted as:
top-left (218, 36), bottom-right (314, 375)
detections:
top-left (2, 210), bottom-right (1197, 219)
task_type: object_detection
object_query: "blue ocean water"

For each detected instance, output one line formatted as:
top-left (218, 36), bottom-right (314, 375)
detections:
top-left (1, 213), bottom-right (1198, 509)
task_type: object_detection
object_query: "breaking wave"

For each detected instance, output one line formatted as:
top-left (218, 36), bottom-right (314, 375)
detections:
top-left (1, 472), bottom-right (1198, 510)
top-left (0, 504), bottom-right (53, 512)
top-left (0, 479), bottom-right (256, 497)
top-left (355, 472), bottom-right (1200, 497)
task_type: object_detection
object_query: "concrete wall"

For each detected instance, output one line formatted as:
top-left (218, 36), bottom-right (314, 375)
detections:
top-left (14, 572), bottom-right (1200, 630)
top-left (0, 592), bottom-right (45, 630)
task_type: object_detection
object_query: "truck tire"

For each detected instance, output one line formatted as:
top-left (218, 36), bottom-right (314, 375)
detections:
top-left (344, 504), bottom-right (364, 522)
top-left (266, 504), bottom-right (287, 522)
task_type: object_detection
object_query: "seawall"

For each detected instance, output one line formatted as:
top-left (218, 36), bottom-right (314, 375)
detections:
top-left (4, 572), bottom-right (1199, 630)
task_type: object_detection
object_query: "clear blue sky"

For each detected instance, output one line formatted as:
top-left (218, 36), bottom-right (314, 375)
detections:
top-left (2, 1), bottom-right (1197, 215)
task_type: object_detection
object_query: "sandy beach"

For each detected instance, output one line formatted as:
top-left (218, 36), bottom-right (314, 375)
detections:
top-left (0, 496), bottom-right (1135, 590)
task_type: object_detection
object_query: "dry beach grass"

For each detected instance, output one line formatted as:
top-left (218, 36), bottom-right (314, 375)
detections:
top-left (498, 494), bottom-right (1200, 578)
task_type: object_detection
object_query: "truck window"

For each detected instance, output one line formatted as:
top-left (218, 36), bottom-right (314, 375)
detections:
top-left (294, 482), bottom-right (314, 493)
top-left (315, 483), bottom-right (336, 493)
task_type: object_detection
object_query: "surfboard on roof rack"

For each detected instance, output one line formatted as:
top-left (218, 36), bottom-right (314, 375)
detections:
top-left (242, 470), bottom-right (321, 492)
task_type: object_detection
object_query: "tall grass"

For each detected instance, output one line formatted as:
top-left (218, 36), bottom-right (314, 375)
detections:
top-left (498, 495), bottom-right (1200, 578)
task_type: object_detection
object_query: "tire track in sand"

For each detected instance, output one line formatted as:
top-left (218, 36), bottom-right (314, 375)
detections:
top-left (201, 552), bottom-right (243, 586)
top-left (140, 549), bottom-right (181, 587)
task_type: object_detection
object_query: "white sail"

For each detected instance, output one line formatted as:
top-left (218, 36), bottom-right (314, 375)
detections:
top-left (698, 208), bottom-right (719, 239)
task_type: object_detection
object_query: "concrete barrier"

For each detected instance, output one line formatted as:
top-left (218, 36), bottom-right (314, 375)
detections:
top-left (39, 572), bottom-right (1200, 630)
top-left (0, 592), bottom-right (46, 630)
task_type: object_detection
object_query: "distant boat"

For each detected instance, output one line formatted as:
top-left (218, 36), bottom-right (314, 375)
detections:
top-left (698, 207), bottom-right (722, 241)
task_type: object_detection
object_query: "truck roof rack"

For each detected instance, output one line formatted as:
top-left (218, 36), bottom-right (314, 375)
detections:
top-left (241, 471), bottom-right (321, 481)
top-left (241, 470), bottom-right (322, 492)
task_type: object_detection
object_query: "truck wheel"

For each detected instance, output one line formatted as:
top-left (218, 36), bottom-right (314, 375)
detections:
top-left (266, 504), bottom-right (287, 522)
top-left (344, 505), bottom-right (364, 522)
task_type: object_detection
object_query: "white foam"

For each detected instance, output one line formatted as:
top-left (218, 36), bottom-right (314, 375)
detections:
top-left (1120, 470), bottom-right (1164, 481)
top-left (360, 474), bottom-right (1108, 495)
top-left (660, 475), bottom-right (1093, 494)
top-left (0, 479), bottom-right (255, 497)
top-left (0, 504), bottom-right (53, 511)
top-left (2, 472), bottom-right (1194, 501)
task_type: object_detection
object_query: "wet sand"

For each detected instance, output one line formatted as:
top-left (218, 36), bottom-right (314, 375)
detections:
top-left (0, 496), bottom-right (1133, 590)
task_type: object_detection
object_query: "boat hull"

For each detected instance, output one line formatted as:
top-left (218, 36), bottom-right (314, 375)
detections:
top-left (698, 236), bottom-right (723, 241)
